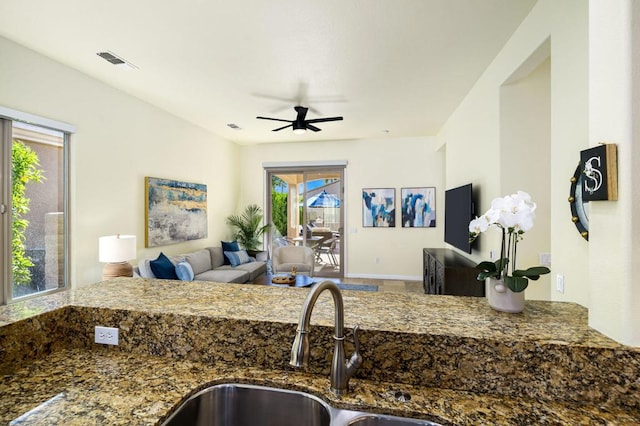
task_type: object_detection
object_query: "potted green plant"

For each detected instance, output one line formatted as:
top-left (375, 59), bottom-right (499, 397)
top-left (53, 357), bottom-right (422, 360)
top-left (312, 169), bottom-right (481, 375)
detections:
top-left (226, 204), bottom-right (271, 256)
top-left (469, 191), bottom-right (550, 313)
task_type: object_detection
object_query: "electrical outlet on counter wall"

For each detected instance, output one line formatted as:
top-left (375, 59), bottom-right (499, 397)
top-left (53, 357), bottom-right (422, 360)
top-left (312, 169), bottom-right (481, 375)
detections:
top-left (95, 326), bottom-right (119, 345)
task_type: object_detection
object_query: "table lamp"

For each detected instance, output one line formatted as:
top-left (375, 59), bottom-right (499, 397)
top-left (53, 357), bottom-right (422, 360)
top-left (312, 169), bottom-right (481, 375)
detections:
top-left (99, 234), bottom-right (137, 280)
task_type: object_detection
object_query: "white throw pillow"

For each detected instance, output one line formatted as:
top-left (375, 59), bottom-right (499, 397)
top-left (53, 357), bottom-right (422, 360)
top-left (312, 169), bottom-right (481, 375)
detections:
top-left (138, 259), bottom-right (156, 279)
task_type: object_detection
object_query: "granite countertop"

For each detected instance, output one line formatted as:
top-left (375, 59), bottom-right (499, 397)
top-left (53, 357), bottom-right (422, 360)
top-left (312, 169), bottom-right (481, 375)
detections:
top-left (1, 278), bottom-right (639, 425)
top-left (3, 347), bottom-right (638, 426)
top-left (0, 278), bottom-right (620, 346)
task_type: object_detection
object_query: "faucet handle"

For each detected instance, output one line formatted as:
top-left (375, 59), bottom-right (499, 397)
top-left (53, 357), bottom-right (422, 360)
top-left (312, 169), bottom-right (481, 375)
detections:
top-left (347, 325), bottom-right (363, 371)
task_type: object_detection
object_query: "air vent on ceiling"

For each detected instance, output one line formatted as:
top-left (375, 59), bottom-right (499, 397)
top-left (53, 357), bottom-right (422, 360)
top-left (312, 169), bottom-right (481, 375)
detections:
top-left (227, 123), bottom-right (242, 130)
top-left (96, 51), bottom-right (137, 70)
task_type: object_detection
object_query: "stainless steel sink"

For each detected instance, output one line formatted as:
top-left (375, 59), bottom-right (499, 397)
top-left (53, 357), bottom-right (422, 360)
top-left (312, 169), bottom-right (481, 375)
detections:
top-left (344, 414), bottom-right (440, 425)
top-left (162, 383), bottom-right (442, 426)
top-left (162, 383), bottom-right (332, 426)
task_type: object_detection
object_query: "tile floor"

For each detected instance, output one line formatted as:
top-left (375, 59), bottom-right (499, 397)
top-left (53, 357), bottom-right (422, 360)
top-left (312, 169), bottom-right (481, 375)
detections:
top-left (313, 251), bottom-right (423, 294)
top-left (313, 276), bottom-right (424, 294)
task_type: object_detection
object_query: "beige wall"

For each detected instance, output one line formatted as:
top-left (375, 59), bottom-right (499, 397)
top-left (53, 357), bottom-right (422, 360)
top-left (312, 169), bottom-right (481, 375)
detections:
top-left (499, 57), bottom-right (551, 301)
top-left (587, 0), bottom-right (640, 345)
top-left (238, 137), bottom-right (445, 280)
top-left (440, 0), bottom-right (589, 305)
top-left (0, 36), bottom-right (241, 286)
top-left (440, 0), bottom-right (640, 346)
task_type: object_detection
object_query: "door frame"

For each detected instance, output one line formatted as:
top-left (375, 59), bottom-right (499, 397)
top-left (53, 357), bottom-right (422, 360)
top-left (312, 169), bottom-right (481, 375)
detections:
top-left (263, 161), bottom-right (347, 278)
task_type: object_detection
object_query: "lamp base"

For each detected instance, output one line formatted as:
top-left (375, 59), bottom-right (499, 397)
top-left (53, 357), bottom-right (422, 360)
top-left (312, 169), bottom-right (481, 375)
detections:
top-left (102, 262), bottom-right (133, 280)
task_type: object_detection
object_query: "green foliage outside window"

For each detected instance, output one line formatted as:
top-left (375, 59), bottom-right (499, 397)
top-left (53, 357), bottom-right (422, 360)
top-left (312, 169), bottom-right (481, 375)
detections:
top-left (271, 192), bottom-right (288, 237)
top-left (271, 176), bottom-right (288, 237)
top-left (11, 140), bottom-right (45, 287)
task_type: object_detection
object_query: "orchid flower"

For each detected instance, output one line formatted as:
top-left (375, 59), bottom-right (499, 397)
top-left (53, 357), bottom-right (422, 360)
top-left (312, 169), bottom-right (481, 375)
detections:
top-left (468, 191), bottom-right (549, 292)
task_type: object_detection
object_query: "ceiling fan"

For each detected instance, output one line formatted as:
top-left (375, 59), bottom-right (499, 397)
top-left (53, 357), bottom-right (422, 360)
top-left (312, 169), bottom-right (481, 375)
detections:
top-left (256, 106), bottom-right (343, 134)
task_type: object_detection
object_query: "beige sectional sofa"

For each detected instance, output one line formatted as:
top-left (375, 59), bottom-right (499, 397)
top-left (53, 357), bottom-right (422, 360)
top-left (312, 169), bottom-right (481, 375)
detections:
top-left (136, 246), bottom-right (267, 284)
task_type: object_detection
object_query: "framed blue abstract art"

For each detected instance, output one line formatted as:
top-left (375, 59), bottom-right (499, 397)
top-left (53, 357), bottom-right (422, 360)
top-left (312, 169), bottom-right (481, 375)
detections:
top-left (401, 187), bottom-right (436, 228)
top-left (362, 188), bottom-right (395, 227)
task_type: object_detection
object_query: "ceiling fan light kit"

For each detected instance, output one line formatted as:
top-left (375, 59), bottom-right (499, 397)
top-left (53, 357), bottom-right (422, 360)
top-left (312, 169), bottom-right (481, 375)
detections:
top-left (257, 106), bottom-right (343, 134)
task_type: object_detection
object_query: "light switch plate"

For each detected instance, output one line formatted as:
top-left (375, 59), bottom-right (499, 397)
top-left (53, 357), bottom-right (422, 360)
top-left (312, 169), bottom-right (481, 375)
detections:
top-left (556, 274), bottom-right (565, 293)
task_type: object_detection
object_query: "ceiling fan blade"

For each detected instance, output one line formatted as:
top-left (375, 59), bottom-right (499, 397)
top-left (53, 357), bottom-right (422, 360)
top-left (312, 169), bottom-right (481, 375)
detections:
top-left (294, 106), bottom-right (308, 121)
top-left (306, 116), bottom-right (343, 124)
top-left (256, 116), bottom-right (293, 123)
top-left (272, 124), bottom-right (293, 132)
top-left (257, 106), bottom-right (343, 133)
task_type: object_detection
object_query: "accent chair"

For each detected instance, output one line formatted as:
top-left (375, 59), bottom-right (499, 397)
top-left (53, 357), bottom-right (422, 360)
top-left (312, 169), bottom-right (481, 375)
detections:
top-left (272, 246), bottom-right (315, 277)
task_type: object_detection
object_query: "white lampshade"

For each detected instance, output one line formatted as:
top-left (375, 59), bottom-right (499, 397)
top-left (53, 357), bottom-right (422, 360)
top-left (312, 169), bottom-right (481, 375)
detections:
top-left (99, 235), bottom-right (137, 263)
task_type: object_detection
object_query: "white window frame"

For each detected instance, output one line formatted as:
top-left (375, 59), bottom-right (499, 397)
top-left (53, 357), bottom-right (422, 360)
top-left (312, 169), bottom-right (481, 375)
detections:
top-left (0, 107), bottom-right (75, 304)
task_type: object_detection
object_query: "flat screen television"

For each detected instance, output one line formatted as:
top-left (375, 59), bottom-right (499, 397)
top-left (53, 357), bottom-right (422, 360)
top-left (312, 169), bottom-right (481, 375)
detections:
top-left (444, 183), bottom-right (475, 254)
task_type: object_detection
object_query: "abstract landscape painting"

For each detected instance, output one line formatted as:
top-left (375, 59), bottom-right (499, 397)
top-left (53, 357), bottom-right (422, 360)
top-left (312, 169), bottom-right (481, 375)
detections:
top-left (145, 177), bottom-right (208, 247)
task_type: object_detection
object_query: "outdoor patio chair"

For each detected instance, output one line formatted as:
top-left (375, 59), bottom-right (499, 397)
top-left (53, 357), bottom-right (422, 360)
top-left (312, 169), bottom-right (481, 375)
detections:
top-left (316, 238), bottom-right (338, 267)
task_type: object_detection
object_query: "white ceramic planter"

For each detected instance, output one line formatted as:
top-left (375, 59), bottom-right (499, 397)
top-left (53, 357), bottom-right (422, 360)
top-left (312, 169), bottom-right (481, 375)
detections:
top-left (486, 278), bottom-right (525, 313)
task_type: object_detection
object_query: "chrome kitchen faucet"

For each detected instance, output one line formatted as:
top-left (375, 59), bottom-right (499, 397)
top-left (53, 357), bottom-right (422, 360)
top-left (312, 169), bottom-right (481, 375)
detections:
top-left (290, 280), bottom-right (362, 395)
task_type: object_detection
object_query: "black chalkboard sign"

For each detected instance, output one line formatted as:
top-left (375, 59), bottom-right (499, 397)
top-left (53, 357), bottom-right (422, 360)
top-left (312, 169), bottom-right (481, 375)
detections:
top-left (580, 144), bottom-right (618, 201)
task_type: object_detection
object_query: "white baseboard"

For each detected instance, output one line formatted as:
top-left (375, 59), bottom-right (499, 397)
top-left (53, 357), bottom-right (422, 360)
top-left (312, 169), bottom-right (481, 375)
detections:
top-left (346, 273), bottom-right (423, 281)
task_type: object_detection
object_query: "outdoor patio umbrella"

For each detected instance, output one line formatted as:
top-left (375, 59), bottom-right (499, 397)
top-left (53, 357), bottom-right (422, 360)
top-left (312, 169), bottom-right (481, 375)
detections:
top-left (307, 191), bottom-right (341, 208)
top-left (306, 191), bottom-right (340, 224)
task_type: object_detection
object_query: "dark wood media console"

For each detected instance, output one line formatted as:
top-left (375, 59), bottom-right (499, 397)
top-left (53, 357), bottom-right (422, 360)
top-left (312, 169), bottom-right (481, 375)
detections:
top-left (423, 248), bottom-right (484, 297)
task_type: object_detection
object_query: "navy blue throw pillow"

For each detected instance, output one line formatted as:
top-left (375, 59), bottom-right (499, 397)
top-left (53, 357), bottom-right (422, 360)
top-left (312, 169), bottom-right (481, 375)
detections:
top-left (221, 241), bottom-right (240, 265)
top-left (149, 252), bottom-right (178, 280)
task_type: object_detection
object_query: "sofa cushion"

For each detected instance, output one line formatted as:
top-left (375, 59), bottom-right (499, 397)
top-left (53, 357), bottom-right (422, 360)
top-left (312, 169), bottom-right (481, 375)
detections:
top-left (150, 252), bottom-right (178, 280)
top-left (221, 240), bottom-right (240, 264)
top-left (175, 261), bottom-right (195, 281)
top-left (185, 249), bottom-right (212, 276)
top-left (274, 262), bottom-right (313, 275)
top-left (217, 261), bottom-right (267, 281)
top-left (224, 250), bottom-right (252, 267)
top-left (138, 259), bottom-right (156, 279)
top-left (207, 247), bottom-right (225, 268)
top-left (311, 227), bottom-right (332, 234)
top-left (195, 269), bottom-right (249, 283)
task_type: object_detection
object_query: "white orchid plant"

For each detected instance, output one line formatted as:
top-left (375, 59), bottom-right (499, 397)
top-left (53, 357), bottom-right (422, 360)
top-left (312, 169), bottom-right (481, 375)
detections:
top-left (469, 191), bottom-right (550, 293)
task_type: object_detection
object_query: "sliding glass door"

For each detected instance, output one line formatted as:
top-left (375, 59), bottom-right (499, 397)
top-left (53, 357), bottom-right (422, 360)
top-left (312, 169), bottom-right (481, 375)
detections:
top-left (266, 165), bottom-right (344, 278)
top-left (1, 117), bottom-right (69, 303)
